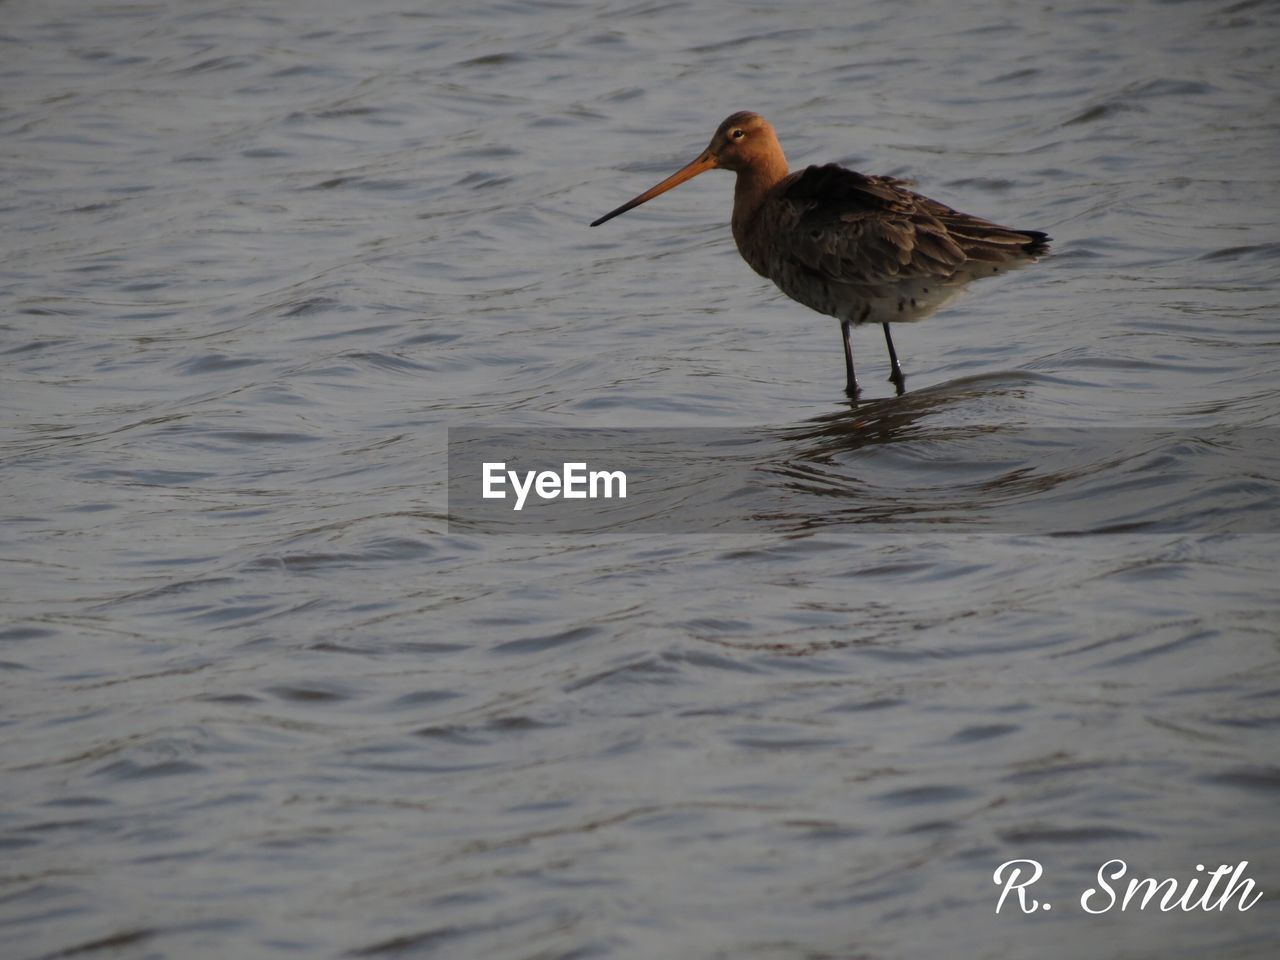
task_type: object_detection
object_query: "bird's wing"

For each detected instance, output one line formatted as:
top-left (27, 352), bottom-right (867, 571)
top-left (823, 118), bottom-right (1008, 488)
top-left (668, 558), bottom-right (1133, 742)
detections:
top-left (775, 164), bottom-right (1044, 289)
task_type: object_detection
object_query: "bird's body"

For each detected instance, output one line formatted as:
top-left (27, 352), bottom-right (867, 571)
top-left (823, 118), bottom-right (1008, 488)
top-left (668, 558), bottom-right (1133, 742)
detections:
top-left (732, 162), bottom-right (1047, 327)
top-left (591, 112), bottom-right (1049, 399)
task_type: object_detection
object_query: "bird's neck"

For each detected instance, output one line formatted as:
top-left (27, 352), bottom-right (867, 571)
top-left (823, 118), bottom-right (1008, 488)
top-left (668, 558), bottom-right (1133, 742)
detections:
top-left (731, 152), bottom-right (789, 237)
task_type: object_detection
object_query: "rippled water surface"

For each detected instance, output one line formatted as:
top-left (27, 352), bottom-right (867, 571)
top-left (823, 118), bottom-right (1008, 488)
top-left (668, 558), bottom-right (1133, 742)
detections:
top-left (3, 1), bottom-right (1279, 958)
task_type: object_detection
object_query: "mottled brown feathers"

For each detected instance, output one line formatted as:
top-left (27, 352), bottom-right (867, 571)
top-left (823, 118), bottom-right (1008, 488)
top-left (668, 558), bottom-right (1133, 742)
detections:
top-left (757, 163), bottom-right (1049, 291)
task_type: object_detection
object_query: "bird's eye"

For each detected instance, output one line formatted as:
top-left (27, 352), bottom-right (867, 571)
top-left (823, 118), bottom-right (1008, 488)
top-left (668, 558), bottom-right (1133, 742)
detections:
top-left (730, 129), bottom-right (745, 140)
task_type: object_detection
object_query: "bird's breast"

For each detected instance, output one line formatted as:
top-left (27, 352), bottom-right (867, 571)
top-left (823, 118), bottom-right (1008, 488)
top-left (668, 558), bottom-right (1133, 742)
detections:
top-left (733, 227), bottom-right (967, 326)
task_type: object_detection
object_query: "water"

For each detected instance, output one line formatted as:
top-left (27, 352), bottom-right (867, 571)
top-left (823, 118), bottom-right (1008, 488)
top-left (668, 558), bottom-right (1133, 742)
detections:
top-left (3, 0), bottom-right (1279, 957)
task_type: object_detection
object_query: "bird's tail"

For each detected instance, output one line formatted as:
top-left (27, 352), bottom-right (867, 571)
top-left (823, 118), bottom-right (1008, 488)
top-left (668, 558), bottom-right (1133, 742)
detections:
top-left (1019, 230), bottom-right (1051, 254)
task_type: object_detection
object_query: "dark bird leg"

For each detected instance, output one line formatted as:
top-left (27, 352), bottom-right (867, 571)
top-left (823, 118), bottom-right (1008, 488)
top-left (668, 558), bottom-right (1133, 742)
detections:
top-left (882, 322), bottom-right (905, 396)
top-left (841, 319), bottom-right (860, 400)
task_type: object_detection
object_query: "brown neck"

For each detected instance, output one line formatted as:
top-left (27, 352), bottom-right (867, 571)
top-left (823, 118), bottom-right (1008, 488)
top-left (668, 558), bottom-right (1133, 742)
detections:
top-left (731, 151), bottom-right (789, 236)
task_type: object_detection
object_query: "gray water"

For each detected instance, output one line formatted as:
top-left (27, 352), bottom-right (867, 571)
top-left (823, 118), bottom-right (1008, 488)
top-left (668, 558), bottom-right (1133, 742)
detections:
top-left (3, 1), bottom-right (1279, 958)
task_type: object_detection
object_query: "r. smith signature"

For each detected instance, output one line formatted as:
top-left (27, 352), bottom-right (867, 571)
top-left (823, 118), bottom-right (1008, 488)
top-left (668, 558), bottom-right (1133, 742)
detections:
top-left (994, 859), bottom-right (1263, 914)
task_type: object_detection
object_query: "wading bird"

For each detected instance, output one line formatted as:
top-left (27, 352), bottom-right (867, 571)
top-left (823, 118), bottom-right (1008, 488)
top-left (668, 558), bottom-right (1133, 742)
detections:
top-left (590, 112), bottom-right (1049, 399)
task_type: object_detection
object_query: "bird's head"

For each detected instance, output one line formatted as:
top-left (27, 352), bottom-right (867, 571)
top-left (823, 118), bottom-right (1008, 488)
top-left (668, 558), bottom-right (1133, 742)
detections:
top-left (590, 111), bottom-right (785, 227)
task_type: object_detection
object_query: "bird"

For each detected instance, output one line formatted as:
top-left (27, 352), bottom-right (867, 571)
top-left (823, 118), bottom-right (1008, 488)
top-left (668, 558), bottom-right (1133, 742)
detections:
top-left (590, 111), bottom-right (1050, 400)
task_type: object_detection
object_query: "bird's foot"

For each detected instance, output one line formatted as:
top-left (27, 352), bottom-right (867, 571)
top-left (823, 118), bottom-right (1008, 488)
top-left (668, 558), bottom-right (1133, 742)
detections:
top-left (888, 368), bottom-right (906, 397)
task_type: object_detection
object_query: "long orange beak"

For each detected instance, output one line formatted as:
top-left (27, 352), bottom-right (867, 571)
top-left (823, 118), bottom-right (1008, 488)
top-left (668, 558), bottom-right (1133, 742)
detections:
top-left (590, 150), bottom-right (718, 227)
